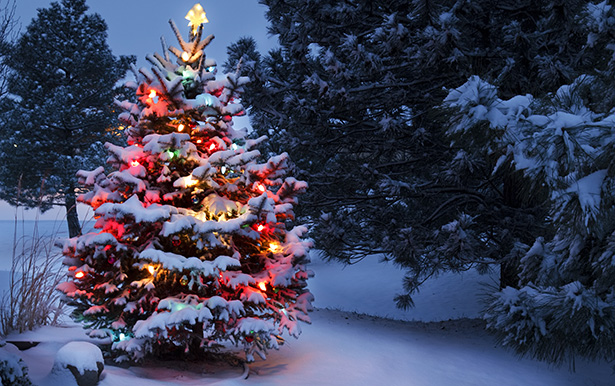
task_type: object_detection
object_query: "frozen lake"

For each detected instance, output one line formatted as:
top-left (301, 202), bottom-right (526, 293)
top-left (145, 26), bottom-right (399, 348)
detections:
top-left (0, 220), bottom-right (72, 271)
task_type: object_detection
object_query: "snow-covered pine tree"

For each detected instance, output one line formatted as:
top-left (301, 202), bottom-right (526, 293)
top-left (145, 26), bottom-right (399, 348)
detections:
top-left (57, 5), bottom-right (313, 363)
top-left (0, 0), bottom-right (133, 237)
top-left (444, 72), bottom-right (615, 363)
top-left (227, 0), bottom-right (615, 308)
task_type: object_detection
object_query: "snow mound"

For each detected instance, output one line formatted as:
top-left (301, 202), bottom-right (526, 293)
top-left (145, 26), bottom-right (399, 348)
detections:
top-left (53, 342), bottom-right (103, 375)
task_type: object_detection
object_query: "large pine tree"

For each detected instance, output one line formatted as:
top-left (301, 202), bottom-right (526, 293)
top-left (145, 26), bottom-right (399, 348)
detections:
top-left (437, 2), bottom-right (615, 364)
top-left (226, 0), bottom-right (613, 307)
top-left (443, 67), bottom-right (615, 363)
top-left (58, 6), bottom-right (312, 363)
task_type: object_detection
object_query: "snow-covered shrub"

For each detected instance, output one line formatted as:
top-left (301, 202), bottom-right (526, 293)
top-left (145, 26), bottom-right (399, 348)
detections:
top-left (0, 341), bottom-right (32, 386)
top-left (485, 284), bottom-right (615, 364)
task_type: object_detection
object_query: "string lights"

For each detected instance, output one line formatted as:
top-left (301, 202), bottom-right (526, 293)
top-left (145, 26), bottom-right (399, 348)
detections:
top-left (59, 3), bottom-right (312, 364)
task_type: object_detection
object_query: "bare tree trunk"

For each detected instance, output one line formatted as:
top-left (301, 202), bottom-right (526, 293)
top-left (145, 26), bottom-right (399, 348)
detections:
top-left (500, 258), bottom-right (520, 289)
top-left (499, 171), bottom-right (523, 289)
top-left (65, 185), bottom-right (81, 237)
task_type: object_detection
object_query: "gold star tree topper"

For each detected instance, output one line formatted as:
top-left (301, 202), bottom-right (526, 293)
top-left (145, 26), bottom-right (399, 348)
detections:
top-left (185, 3), bottom-right (209, 34)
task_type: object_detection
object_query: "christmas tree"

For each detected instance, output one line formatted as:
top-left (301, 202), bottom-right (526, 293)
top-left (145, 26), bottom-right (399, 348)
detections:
top-left (57, 4), bottom-right (313, 363)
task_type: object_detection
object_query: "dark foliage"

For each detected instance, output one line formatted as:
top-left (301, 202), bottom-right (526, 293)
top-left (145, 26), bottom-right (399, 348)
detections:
top-left (0, 0), bottom-right (134, 236)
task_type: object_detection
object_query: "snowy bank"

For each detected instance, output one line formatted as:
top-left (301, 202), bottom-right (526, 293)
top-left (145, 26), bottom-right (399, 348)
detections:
top-left (5, 310), bottom-right (612, 386)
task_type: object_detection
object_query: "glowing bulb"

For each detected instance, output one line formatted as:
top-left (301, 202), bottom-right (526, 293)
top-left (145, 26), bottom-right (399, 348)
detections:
top-left (196, 139), bottom-right (203, 144)
top-left (208, 143), bottom-right (216, 152)
top-left (269, 243), bottom-right (280, 253)
top-left (119, 333), bottom-right (126, 341)
top-left (177, 124), bottom-right (185, 132)
top-left (147, 265), bottom-right (156, 275)
top-left (181, 52), bottom-right (191, 62)
top-left (255, 182), bottom-right (266, 193)
top-left (258, 282), bottom-right (267, 291)
top-left (148, 90), bottom-right (157, 98)
top-left (257, 224), bottom-right (265, 232)
top-left (185, 175), bottom-right (198, 187)
top-left (130, 160), bottom-right (139, 167)
top-left (75, 271), bottom-right (85, 279)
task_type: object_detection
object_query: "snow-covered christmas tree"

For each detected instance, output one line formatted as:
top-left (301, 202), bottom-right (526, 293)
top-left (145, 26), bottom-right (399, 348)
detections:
top-left (57, 3), bottom-right (313, 363)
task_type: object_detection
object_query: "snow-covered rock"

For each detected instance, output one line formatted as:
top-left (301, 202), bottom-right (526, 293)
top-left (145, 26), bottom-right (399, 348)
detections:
top-left (50, 342), bottom-right (104, 386)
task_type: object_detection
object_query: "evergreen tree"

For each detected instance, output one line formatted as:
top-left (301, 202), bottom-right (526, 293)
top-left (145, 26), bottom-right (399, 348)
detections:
top-left (444, 70), bottom-right (615, 363)
top-left (226, 0), bottom-right (613, 306)
top-left (0, 0), bottom-right (17, 98)
top-left (58, 7), bottom-right (312, 363)
top-left (0, 0), bottom-right (133, 237)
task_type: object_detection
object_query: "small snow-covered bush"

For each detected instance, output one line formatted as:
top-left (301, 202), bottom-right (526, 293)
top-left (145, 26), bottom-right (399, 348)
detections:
top-left (0, 341), bottom-right (32, 386)
top-left (485, 284), bottom-right (615, 365)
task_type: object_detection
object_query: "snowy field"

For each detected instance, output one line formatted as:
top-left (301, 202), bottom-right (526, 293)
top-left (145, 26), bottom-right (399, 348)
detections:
top-left (0, 220), bottom-right (613, 385)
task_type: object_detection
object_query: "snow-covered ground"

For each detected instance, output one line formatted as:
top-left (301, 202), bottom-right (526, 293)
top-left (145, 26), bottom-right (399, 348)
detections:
top-left (309, 252), bottom-right (493, 322)
top-left (6, 310), bottom-right (611, 386)
top-left (0, 220), bottom-right (613, 385)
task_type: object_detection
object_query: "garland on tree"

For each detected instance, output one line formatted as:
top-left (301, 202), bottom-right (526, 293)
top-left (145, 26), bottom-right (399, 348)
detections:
top-left (57, 4), bottom-right (313, 363)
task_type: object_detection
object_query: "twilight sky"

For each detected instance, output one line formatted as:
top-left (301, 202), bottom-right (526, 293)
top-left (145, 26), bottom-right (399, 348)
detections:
top-left (14, 0), bottom-right (275, 67)
top-left (0, 0), bottom-right (276, 221)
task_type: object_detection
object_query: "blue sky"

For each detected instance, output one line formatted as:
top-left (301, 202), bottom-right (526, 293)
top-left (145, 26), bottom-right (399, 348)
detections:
top-left (0, 0), bottom-right (275, 221)
top-left (14, 0), bottom-right (275, 67)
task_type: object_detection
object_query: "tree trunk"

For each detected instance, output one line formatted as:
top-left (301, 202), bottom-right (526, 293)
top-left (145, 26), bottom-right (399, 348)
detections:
top-left (499, 169), bottom-right (528, 289)
top-left (500, 258), bottom-right (520, 289)
top-left (65, 186), bottom-right (81, 238)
